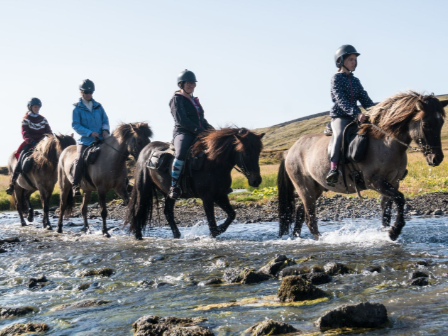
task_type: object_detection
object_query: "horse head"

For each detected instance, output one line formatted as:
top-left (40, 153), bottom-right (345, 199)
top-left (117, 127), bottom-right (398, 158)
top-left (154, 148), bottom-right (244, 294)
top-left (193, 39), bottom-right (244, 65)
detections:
top-left (410, 95), bottom-right (447, 166)
top-left (113, 122), bottom-right (153, 159)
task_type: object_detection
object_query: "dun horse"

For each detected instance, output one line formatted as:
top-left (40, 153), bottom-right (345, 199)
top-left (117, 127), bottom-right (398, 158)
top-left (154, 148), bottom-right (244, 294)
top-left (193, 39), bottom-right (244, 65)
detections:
top-left (7, 134), bottom-right (76, 228)
top-left (278, 92), bottom-right (447, 241)
top-left (126, 128), bottom-right (264, 239)
top-left (58, 122), bottom-right (152, 237)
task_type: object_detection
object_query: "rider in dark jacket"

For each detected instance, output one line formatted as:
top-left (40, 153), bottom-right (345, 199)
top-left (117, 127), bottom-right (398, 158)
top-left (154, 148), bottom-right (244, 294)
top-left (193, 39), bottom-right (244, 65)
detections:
top-left (169, 69), bottom-right (214, 199)
top-left (327, 45), bottom-right (375, 185)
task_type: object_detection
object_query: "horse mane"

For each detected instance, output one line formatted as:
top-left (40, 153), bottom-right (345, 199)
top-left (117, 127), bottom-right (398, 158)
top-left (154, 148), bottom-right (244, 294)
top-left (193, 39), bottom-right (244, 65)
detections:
top-left (361, 91), bottom-right (445, 138)
top-left (192, 127), bottom-right (264, 163)
top-left (33, 134), bottom-right (76, 169)
top-left (113, 122), bottom-right (153, 143)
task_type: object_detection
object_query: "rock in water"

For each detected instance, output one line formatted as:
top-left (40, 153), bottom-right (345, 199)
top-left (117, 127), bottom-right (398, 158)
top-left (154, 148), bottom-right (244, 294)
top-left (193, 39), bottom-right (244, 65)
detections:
top-left (53, 299), bottom-right (111, 311)
top-left (198, 278), bottom-right (222, 286)
top-left (27, 274), bottom-right (48, 288)
top-left (223, 268), bottom-right (271, 284)
top-left (0, 306), bottom-right (35, 319)
top-left (79, 268), bottom-right (115, 277)
top-left (0, 323), bottom-right (49, 336)
top-left (245, 319), bottom-right (298, 335)
top-left (410, 271), bottom-right (429, 279)
top-left (133, 315), bottom-right (214, 336)
top-left (258, 255), bottom-right (296, 277)
top-left (316, 302), bottom-right (388, 331)
top-left (306, 272), bottom-right (332, 285)
top-left (409, 277), bottom-right (429, 286)
top-left (223, 268), bottom-right (244, 283)
top-left (278, 276), bottom-right (327, 302)
top-left (324, 262), bottom-right (352, 275)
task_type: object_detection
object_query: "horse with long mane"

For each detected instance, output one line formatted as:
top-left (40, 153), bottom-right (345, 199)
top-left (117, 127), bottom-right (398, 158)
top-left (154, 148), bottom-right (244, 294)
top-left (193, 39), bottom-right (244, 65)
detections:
top-left (126, 127), bottom-right (265, 239)
top-left (278, 91), bottom-right (447, 241)
top-left (58, 122), bottom-right (152, 237)
top-left (7, 134), bottom-right (76, 228)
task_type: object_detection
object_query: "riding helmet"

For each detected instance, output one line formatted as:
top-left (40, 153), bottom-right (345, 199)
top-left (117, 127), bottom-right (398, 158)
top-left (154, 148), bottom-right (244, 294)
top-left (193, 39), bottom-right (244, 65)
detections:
top-left (27, 97), bottom-right (42, 110)
top-left (177, 69), bottom-right (197, 86)
top-left (334, 45), bottom-right (360, 68)
top-left (79, 79), bottom-right (95, 92)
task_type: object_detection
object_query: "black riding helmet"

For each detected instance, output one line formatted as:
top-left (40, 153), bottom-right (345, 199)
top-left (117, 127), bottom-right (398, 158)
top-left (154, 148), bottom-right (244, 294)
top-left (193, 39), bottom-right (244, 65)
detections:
top-left (79, 79), bottom-right (95, 92)
top-left (334, 45), bottom-right (360, 69)
top-left (27, 97), bottom-right (42, 111)
top-left (177, 69), bottom-right (197, 88)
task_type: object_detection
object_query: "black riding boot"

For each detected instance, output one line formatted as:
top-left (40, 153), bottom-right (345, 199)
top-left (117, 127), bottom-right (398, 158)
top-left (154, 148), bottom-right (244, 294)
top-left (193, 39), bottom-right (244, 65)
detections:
top-left (72, 159), bottom-right (83, 196)
top-left (5, 168), bottom-right (21, 195)
top-left (326, 168), bottom-right (340, 185)
top-left (169, 181), bottom-right (182, 200)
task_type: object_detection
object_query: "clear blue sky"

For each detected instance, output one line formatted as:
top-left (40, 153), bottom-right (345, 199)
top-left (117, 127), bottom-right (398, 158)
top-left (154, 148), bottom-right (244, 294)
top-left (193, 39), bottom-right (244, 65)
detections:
top-left (1, 0), bottom-right (447, 165)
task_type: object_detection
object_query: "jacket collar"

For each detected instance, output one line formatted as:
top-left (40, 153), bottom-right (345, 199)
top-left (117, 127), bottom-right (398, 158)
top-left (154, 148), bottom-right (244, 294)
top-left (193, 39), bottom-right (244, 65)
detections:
top-left (75, 97), bottom-right (101, 110)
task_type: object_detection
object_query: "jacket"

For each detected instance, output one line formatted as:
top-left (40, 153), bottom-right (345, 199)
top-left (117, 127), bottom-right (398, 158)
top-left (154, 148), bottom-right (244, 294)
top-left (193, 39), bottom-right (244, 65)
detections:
top-left (169, 91), bottom-right (213, 137)
top-left (15, 112), bottom-right (52, 157)
top-left (72, 98), bottom-right (110, 145)
top-left (330, 72), bottom-right (374, 118)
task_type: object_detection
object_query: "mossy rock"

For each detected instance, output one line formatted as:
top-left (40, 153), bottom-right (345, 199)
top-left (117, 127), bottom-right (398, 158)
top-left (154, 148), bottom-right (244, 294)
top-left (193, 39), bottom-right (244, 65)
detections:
top-left (0, 306), bottom-right (36, 319)
top-left (278, 276), bottom-right (328, 302)
top-left (245, 319), bottom-right (298, 335)
top-left (0, 323), bottom-right (49, 336)
top-left (258, 255), bottom-right (296, 277)
top-left (133, 315), bottom-right (213, 336)
top-left (79, 267), bottom-right (115, 277)
top-left (324, 262), bottom-right (352, 275)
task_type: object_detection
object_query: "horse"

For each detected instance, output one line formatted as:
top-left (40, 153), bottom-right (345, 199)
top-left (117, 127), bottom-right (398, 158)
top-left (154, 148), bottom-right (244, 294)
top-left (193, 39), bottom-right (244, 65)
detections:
top-left (278, 91), bottom-right (447, 241)
top-left (126, 127), bottom-right (265, 240)
top-left (57, 122), bottom-right (153, 237)
top-left (7, 134), bottom-right (76, 229)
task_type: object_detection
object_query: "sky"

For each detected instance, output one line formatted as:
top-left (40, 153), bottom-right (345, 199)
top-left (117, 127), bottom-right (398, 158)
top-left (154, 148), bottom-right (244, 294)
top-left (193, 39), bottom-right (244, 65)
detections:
top-left (1, 0), bottom-right (447, 165)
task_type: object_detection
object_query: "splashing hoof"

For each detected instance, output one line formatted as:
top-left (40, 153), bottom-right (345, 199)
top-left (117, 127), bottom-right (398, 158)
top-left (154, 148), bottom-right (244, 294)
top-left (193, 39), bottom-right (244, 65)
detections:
top-left (135, 236), bottom-right (143, 241)
top-left (173, 233), bottom-right (181, 239)
top-left (21, 222), bottom-right (28, 227)
top-left (103, 232), bottom-right (111, 238)
top-left (389, 229), bottom-right (399, 241)
top-left (313, 234), bottom-right (320, 240)
top-left (46, 226), bottom-right (53, 231)
top-left (27, 214), bottom-right (34, 223)
top-left (57, 228), bottom-right (63, 234)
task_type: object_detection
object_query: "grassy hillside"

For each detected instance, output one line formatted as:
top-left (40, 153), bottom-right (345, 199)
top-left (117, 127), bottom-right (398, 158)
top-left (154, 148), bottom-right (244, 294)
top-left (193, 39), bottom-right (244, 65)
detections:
top-left (257, 94), bottom-right (448, 154)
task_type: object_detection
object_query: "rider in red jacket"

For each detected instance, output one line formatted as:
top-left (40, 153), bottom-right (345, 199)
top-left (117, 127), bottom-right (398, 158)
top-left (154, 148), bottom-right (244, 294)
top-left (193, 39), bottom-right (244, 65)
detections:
top-left (6, 98), bottom-right (52, 195)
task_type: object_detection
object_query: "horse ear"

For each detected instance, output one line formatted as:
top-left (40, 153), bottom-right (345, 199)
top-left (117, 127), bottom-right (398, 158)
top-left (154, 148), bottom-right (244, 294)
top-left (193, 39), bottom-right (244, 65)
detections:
top-left (414, 100), bottom-right (426, 120)
top-left (440, 100), bottom-right (448, 108)
top-left (416, 101), bottom-right (425, 111)
top-left (258, 133), bottom-right (265, 139)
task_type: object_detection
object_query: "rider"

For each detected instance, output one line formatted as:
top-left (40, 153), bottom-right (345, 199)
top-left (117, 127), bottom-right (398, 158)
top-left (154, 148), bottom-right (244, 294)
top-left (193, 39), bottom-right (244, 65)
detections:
top-left (327, 45), bottom-right (375, 185)
top-left (6, 98), bottom-right (52, 195)
top-left (72, 79), bottom-right (110, 196)
top-left (169, 69), bottom-right (214, 199)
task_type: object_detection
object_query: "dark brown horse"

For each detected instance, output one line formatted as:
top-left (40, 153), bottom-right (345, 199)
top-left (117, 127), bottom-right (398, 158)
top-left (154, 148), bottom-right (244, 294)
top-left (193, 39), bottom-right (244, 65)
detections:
top-left (7, 134), bottom-right (76, 228)
top-left (126, 127), bottom-right (264, 239)
top-left (278, 92), bottom-right (447, 241)
top-left (58, 123), bottom-right (152, 237)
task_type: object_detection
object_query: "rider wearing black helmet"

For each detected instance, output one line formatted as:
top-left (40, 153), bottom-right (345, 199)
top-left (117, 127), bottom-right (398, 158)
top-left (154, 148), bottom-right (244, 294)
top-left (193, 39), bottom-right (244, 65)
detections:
top-left (168, 69), bottom-right (214, 199)
top-left (326, 45), bottom-right (375, 185)
top-left (6, 98), bottom-right (52, 195)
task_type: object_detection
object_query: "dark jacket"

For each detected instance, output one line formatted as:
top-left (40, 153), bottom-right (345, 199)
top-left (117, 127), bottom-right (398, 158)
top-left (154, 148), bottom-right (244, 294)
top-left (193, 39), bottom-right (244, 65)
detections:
top-left (330, 72), bottom-right (374, 118)
top-left (170, 91), bottom-right (213, 136)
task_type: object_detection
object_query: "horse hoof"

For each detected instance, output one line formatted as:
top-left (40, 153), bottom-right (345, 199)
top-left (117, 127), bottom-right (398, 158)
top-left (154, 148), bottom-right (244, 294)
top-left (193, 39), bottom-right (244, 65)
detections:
top-left (173, 234), bottom-right (181, 239)
top-left (103, 232), bottom-right (111, 238)
top-left (135, 236), bottom-right (143, 241)
top-left (57, 229), bottom-right (63, 234)
top-left (46, 226), bottom-right (53, 231)
top-left (389, 230), bottom-right (399, 241)
top-left (21, 222), bottom-right (28, 227)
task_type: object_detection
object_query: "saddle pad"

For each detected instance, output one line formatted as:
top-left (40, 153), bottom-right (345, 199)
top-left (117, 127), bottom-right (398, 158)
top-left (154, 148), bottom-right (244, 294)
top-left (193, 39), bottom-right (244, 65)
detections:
top-left (84, 145), bottom-right (101, 165)
top-left (21, 152), bottom-right (34, 174)
top-left (147, 149), bottom-right (174, 172)
top-left (327, 122), bottom-right (369, 164)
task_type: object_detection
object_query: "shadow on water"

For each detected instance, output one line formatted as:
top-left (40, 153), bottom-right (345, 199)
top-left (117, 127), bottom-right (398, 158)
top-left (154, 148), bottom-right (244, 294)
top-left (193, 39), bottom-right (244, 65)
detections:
top-left (0, 212), bottom-right (448, 335)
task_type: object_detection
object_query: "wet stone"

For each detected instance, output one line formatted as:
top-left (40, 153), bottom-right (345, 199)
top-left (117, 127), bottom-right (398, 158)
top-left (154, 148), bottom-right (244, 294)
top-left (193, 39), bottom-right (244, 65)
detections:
top-left (27, 275), bottom-right (48, 288)
top-left (149, 255), bottom-right (165, 262)
top-left (0, 237), bottom-right (20, 246)
top-left (279, 266), bottom-right (310, 278)
top-left (78, 283), bottom-right (91, 291)
top-left (154, 282), bottom-right (174, 288)
top-left (278, 276), bottom-right (327, 302)
top-left (317, 302), bottom-right (388, 331)
top-left (239, 269), bottom-right (272, 284)
top-left (0, 249), bottom-right (7, 254)
top-left (365, 265), bottom-right (382, 273)
top-left (258, 255), bottom-right (296, 277)
top-left (324, 262), bottom-right (352, 275)
top-left (79, 267), bottom-right (115, 277)
top-left (434, 209), bottom-right (443, 215)
top-left (54, 299), bottom-right (111, 311)
top-left (0, 306), bottom-right (35, 319)
top-left (410, 271), bottom-right (429, 279)
top-left (0, 323), bottom-right (49, 336)
top-left (245, 319), bottom-right (298, 335)
top-left (139, 280), bottom-right (156, 288)
top-left (133, 315), bottom-right (214, 336)
top-left (409, 277), bottom-right (429, 286)
top-left (306, 272), bottom-right (332, 285)
top-left (415, 260), bottom-right (429, 267)
top-left (309, 264), bottom-right (325, 273)
top-left (198, 278), bottom-right (222, 286)
top-left (223, 267), bottom-right (244, 283)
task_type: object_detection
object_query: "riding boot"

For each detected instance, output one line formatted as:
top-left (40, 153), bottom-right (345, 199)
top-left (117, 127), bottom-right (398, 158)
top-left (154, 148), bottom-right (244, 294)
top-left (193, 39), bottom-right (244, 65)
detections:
top-left (169, 185), bottom-right (182, 199)
top-left (72, 159), bottom-right (83, 197)
top-left (326, 168), bottom-right (340, 185)
top-left (169, 158), bottom-right (185, 199)
top-left (6, 150), bottom-right (27, 195)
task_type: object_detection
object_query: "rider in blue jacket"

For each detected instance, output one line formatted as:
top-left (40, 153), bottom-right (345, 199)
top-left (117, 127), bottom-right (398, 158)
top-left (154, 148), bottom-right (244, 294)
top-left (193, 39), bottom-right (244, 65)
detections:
top-left (71, 79), bottom-right (110, 196)
top-left (327, 45), bottom-right (375, 185)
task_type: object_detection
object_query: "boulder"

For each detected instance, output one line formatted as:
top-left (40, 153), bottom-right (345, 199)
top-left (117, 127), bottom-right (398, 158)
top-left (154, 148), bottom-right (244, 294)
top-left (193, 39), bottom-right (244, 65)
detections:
top-left (365, 265), bottom-right (382, 273)
top-left (258, 255), bottom-right (296, 277)
top-left (278, 276), bottom-right (327, 302)
top-left (316, 302), bottom-right (388, 331)
top-left (0, 323), bottom-right (49, 336)
top-left (132, 315), bottom-right (214, 336)
top-left (223, 268), bottom-right (244, 283)
top-left (27, 274), bottom-right (48, 289)
top-left (306, 272), bottom-right (332, 285)
top-left (410, 271), bottom-right (428, 279)
top-left (245, 319), bottom-right (298, 335)
top-left (198, 278), bottom-right (222, 286)
top-left (409, 277), bottom-right (429, 286)
top-left (279, 266), bottom-right (310, 278)
top-left (324, 262), bottom-right (352, 275)
top-left (0, 237), bottom-right (20, 245)
top-left (54, 299), bottom-right (111, 311)
top-left (0, 306), bottom-right (35, 319)
top-left (223, 268), bottom-right (271, 284)
top-left (79, 268), bottom-right (115, 277)
top-left (78, 283), bottom-right (91, 291)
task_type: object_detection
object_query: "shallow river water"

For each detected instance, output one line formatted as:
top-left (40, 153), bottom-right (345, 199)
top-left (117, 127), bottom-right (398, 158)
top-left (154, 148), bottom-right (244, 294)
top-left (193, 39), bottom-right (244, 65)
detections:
top-left (0, 212), bottom-right (448, 335)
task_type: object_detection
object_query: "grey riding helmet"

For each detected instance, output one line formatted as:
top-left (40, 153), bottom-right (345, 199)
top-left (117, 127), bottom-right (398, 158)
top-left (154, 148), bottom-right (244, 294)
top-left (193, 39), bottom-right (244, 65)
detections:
top-left (79, 79), bottom-right (95, 92)
top-left (334, 45), bottom-right (360, 68)
top-left (177, 69), bottom-right (197, 87)
top-left (27, 97), bottom-right (42, 110)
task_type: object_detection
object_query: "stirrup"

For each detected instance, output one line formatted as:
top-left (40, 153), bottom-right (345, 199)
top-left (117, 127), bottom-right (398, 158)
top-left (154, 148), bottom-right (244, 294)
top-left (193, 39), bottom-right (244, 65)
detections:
top-left (169, 186), bottom-right (182, 199)
top-left (326, 169), bottom-right (340, 185)
top-left (5, 183), bottom-right (15, 195)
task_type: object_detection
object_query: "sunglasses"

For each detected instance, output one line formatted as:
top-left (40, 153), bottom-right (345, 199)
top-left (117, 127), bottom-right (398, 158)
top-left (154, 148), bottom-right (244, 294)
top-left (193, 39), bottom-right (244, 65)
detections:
top-left (83, 91), bottom-right (94, 95)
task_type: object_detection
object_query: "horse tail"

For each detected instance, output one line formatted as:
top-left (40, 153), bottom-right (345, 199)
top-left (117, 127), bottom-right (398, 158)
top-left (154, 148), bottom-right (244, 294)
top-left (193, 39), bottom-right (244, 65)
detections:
top-left (125, 161), bottom-right (154, 239)
top-left (277, 158), bottom-right (295, 236)
top-left (64, 188), bottom-right (75, 217)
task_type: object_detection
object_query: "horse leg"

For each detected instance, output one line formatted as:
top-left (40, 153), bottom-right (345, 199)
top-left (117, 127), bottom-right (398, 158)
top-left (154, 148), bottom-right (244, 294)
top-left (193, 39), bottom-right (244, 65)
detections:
top-left (57, 183), bottom-right (71, 234)
top-left (115, 183), bottom-right (129, 206)
top-left (214, 195), bottom-right (236, 235)
top-left (202, 199), bottom-right (221, 238)
top-left (39, 188), bottom-right (52, 230)
top-left (164, 197), bottom-right (181, 238)
top-left (293, 203), bottom-right (305, 237)
top-left (14, 187), bottom-right (27, 227)
top-left (98, 190), bottom-right (110, 238)
top-left (26, 191), bottom-right (34, 223)
top-left (293, 178), bottom-right (322, 239)
top-left (80, 191), bottom-right (92, 234)
top-left (381, 196), bottom-right (393, 228)
top-left (372, 179), bottom-right (405, 241)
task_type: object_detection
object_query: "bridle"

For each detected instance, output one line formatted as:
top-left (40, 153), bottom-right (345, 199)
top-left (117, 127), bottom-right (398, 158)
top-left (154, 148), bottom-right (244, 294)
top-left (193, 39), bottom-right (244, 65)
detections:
top-left (97, 137), bottom-right (142, 159)
top-left (234, 151), bottom-right (251, 179)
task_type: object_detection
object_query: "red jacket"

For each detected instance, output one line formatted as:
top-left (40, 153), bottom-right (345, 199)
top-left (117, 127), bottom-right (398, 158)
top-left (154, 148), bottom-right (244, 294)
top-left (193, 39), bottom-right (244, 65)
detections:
top-left (15, 112), bottom-right (52, 158)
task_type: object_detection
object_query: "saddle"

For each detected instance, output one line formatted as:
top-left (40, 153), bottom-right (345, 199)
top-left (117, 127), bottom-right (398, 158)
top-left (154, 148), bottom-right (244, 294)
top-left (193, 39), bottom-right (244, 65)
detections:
top-left (326, 121), bottom-right (369, 164)
top-left (21, 151), bottom-right (34, 174)
top-left (146, 143), bottom-right (206, 197)
top-left (69, 141), bottom-right (102, 186)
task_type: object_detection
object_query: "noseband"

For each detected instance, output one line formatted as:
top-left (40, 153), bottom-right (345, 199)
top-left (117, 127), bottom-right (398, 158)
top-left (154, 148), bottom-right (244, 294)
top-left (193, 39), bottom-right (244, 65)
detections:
top-left (234, 152), bottom-right (251, 178)
top-left (415, 120), bottom-right (441, 156)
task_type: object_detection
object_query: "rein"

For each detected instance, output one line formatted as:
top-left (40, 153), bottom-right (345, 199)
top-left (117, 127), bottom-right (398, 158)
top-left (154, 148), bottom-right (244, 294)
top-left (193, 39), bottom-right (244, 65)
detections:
top-left (234, 152), bottom-right (251, 178)
top-left (96, 138), bottom-right (129, 158)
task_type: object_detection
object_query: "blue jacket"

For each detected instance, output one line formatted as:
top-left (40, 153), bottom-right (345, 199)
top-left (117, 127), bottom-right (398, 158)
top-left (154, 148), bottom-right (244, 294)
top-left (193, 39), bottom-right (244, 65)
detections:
top-left (330, 72), bottom-right (374, 118)
top-left (72, 98), bottom-right (110, 145)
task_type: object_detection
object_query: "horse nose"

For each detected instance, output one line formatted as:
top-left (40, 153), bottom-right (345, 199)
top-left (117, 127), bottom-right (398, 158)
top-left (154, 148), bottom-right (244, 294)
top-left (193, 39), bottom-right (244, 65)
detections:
top-left (427, 152), bottom-right (444, 166)
top-left (249, 175), bottom-right (262, 188)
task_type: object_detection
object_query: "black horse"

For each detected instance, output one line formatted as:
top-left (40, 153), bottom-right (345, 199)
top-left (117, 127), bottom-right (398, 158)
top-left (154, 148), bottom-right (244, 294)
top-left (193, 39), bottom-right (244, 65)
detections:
top-left (126, 127), bottom-right (265, 239)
